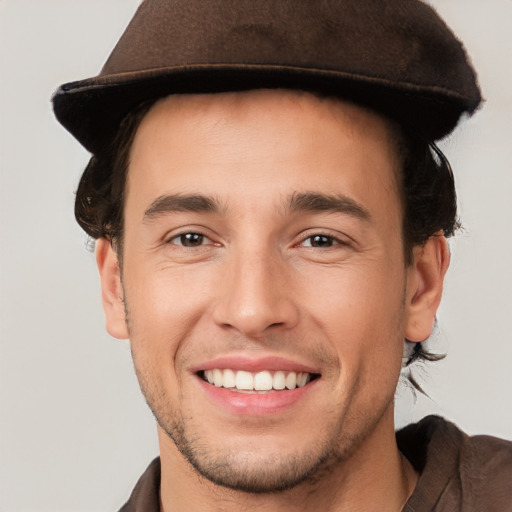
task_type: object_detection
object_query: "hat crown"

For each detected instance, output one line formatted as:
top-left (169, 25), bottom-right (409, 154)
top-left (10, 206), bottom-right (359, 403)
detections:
top-left (53, 0), bottom-right (481, 154)
top-left (103, 0), bottom-right (478, 101)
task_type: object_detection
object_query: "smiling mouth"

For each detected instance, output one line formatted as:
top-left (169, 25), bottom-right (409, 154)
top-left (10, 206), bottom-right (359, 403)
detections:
top-left (199, 369), bottom-right (320, 393)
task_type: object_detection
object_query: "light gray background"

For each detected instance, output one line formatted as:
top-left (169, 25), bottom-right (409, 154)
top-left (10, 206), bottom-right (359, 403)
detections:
top-left (1, 1), bottom-right (511, 511)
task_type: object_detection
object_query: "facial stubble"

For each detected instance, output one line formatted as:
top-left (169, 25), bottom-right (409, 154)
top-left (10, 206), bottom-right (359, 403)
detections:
top-left (124, 295), bottom-right (405, 495)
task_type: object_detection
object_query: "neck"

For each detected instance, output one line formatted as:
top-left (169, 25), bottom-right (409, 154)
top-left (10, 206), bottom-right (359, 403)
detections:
top-left (158, 407), bottom-right (418, 512)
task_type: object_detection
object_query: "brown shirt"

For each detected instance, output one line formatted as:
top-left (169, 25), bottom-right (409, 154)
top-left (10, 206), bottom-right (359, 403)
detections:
top-left (118, 416), bottom-right (512, 512)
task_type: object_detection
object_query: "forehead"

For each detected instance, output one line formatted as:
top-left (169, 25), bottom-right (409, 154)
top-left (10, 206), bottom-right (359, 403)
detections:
top-left (126, 89), bottom-right (402, 215)
top-left (134, 89), bottom-right (398, 152)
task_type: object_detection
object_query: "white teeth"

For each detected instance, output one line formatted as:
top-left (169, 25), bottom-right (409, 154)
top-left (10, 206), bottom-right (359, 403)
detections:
top-left (254, 371), bottom-right (273, 390)
top-left (203, 369), bottom-right (314, 392)
top-left (213, 368), bottom-right (223, 387)
top-left (297, 372), bottom-right (308, 387)
top-left (273, 371), bottom-right (286, 390)
top-left (285, 372), bottom-right (297, 390)
top-left (235, 370), bottom-right (254, 390)
top-left (223, 369), bottom-right (236, 388)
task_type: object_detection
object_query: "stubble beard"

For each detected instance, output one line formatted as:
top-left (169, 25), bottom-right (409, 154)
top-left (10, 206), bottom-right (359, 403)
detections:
top-left (131, 348), bottom-right (396, 495)
top-left (160, 411), bottom-right (342, 494)
top-left (123, 290), bottom-right (405, 495)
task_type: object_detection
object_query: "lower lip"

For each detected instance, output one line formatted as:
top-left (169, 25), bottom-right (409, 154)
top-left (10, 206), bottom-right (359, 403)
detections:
top-left (196, 377), bottom-right (319, 416)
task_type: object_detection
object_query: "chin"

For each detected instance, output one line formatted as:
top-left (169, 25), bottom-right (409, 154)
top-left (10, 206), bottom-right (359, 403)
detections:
top-left (168, 426), bottom-right (341, 493)
top-left (155, 405), bottom-right (385, 495)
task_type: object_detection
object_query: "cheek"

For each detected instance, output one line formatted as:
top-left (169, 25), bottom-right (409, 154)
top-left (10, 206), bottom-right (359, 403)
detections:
top-left (122, 261), bottom-right (221, 376)
top-left (125, 261), bottom-right (215, 321)
top-left (299, 260), bottom-right (406, 375)
top-left (302, 258), bottom-right (405, 326)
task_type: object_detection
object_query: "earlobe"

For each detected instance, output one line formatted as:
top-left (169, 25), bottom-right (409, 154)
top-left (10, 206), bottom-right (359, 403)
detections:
top-left (96, 238), bottom-right (129, 340)
top-left (405, 235), bottom-right (450, 342)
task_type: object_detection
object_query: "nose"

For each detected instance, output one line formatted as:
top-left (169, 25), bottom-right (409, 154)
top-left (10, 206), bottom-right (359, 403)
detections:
top-left (212, 249), bottom-right (300, 338)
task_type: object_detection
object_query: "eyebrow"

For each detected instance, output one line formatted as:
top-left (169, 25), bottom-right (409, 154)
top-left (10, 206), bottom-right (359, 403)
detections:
top-left (143, 193), bottom-right (223, 221)
top-left (142, 191), bottom-right (371, 223)
top-left (286, 192), bottom-right (371, 222)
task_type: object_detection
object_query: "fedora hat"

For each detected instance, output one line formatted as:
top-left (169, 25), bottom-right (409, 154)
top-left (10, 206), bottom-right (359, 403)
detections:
top-left (53, 0), bottom-right (481, 155)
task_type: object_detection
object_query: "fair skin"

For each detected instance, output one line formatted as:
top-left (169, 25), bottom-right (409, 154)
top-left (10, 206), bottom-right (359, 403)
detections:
top-left (97, 90), bottom-right (449, 511)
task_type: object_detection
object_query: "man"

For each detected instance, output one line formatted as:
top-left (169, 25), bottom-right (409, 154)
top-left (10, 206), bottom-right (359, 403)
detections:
top-left (52, 1), bottom-right (512, 510)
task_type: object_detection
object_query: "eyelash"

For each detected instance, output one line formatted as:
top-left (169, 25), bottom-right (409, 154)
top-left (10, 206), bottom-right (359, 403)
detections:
top-left (298, 233), bottom-right (348, 249)
top-left (167, 232), bottom-right (213, 247)
top-left (295, 231), bottom-right (350, 250)
top-left (166, 231), bottom-right (348, 250)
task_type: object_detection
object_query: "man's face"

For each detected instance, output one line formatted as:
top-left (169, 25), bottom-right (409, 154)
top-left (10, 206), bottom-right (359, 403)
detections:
top-left (101, 90), bottom-right (427, 492)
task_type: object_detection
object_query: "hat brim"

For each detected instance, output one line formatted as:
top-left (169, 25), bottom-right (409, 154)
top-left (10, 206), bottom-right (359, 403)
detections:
top-left (53, 63), bottom-right (474, 155)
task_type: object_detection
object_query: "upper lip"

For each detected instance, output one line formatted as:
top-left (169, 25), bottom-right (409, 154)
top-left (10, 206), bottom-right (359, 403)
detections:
top-left (190, 355), bottom-right (321, 375)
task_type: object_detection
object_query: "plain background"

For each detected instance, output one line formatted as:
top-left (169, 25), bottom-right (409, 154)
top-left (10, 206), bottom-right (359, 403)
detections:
top-left (1, 1), bottom-right (511, 510)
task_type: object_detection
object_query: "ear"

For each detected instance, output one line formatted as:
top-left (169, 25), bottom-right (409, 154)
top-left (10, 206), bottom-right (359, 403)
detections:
top-left (96, 238), bottom-right (129, 340)
top-left (405, 234), bottom-right (450, 342)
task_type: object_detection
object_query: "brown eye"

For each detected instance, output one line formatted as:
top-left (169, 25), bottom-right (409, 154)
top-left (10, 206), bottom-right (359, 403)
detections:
top-left (171, 233), bottom-right (206, 247)
top-left (304, 235), bottom-right (335, 248)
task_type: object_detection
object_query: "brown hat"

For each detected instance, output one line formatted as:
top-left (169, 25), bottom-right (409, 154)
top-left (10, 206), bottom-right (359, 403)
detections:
top-left (53, 0), bottom-right (481, 155)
